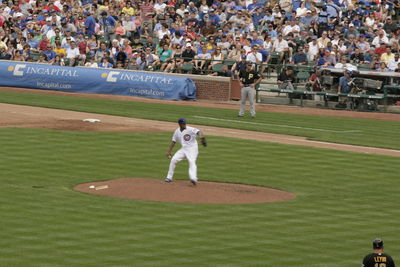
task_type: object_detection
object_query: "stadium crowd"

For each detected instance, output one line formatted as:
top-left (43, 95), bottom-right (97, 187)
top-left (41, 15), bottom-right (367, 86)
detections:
top-left (0, 0), bottom-right (399, 74)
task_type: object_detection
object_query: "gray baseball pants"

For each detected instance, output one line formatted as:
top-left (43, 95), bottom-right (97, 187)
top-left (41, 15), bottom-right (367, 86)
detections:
top-left (239, 86), bottom-right (255, 117)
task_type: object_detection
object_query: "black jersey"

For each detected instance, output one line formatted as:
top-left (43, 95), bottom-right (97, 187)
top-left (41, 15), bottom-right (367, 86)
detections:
top-left (362, 253), bottom-right (395, 267)
top-left (239, 70), bottom-right (261, 86)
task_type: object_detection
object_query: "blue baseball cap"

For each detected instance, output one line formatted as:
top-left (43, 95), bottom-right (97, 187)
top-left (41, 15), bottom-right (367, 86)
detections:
top-left (178, 118), bottom-right (187, 124)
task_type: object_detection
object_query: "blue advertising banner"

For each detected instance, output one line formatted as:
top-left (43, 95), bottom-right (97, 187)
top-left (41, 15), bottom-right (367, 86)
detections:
top-left (0, 61), bottom-right (197, 100)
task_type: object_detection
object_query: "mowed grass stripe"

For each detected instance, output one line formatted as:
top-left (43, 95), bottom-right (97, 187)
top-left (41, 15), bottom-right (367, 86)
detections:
top-left (0, 128), bottom-right (399, 266)
top-left (0, 90), bottom-right (400, 149)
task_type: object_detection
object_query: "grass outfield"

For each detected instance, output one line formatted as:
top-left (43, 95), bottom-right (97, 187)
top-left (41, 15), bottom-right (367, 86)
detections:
top-left (0, 93), bottom-right (399, 266)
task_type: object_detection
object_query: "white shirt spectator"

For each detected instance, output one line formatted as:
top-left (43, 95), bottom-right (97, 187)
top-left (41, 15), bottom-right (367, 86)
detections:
top-left (282, 24), bottom-right (300, 36)
top-left (308, 40), bottom-right (323, 58)
top-left (157, 28), bottom-right (170, 39)
top-left (338, 43), bottom-right (347, 53)
top-left (154, 2), bottom-right (167, 13)
top-left (387, 58), bottom-right (400, 71)
top-left (85, 61), bottom-right (99, 68)
top-left (61, 36), bottom-right (76, 47)
top-left (372, 35), bottom-right (389, 47)
top-left (66, 46), bottom-right (80, 59)
top-left (46, 28), bottom-right (57, 39)
top-left (123, 20), bottom-right (136, 33)
top-left (246, 51), bottom-right (262, 64)
top-left (273, 38), bottom-right (289, 53)
top-left (296, 6), bottom-right (308, 17)
top-left (335, 62), bottom-right (356, 69)
top-left (262, 40), bottom-right (273, 51)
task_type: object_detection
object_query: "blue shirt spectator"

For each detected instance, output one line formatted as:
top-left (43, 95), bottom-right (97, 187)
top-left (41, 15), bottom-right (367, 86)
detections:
top-left (208, 10), bottom-right (221, 25)
top-left (339, 71), bottom-right (352, 93)
top-left (84, 13), bottom-right (96, 37)
top-left (43, 49), bottom-right (57, 61)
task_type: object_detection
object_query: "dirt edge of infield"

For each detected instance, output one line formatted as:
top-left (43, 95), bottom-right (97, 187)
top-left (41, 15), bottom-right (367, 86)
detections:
top-left (74, 178), bottom-right (296, 204)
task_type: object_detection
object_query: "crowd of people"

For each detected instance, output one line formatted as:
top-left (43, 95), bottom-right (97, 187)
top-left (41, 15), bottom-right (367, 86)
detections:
top-left (0, 0), bottom-right (399, 75)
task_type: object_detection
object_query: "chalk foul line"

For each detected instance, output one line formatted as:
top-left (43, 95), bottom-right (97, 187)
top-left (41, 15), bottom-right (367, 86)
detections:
top-left (193, 116), bottom-right (362, 133)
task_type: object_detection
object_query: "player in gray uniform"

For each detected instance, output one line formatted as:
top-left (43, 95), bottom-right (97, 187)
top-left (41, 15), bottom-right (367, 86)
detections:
top-left (165, 118), bottom-right (207, 185)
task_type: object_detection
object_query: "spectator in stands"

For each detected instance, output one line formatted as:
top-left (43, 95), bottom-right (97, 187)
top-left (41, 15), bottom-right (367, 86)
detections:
top-left (350, 48), bottom-right (365, 64)
top-left (246, 44), bottom-right (262, 67)
top-left (291, 46), bottom-right (308, 65)
top-left (84, 11), bottom-right (96, 38)
top-left (272, 34), bottom-right (289, 63)
top-left (26, 33), bottom-right (39, 51)
top-left (156, 43), bottom-right (173, 71)
top-left (372, 31), bottom-right (390, 47)
top-left (194, 45), bottom-right (211, 71)
top-left (383, 17), bottom-right (398, 34)
top-left (66, 41), bottom-right (80, 66)
top-left (339, 69), bottom-right (352, 93)
top-left (37, 53), bottom-right (48, 64)
top-left (50, 54), bottom-right (65, 66)
top-left (99, 11), bottom-right (116, 41)
top-left (99, 57), bottom-right (113, 68)
top-left (381, 47), bottom-right (395, 65)
top-left (208, 47), bottom-right (224, 70)
top-left (388, 53), bottom-right (400, 71)
top-left (11, 50), bottom-right (25, 62)
top-left (182, 43), bottom-right (196, 63)
top-left (43, 44), bottom-right (57, 61)
top-left (277, 66), bottom-right (295, 90)
top-left (307, 36), bottom-right (321, 61)
top-left (126, 55), bottom-right (140, 70)
top-left (209, 63), bottom-right (233, 77)
top-left (144, 47), bottom-right (157, 70)
top-left (54, 41), bottom-right (66, 57)
top-left (165, 44), bottom-right (183, 72)
top-left (38, 35), bottom-right (51, 52)
top-left (377, 61), bottom-right (389, 71)
top-left (94, 42), bottom-right (109, 63)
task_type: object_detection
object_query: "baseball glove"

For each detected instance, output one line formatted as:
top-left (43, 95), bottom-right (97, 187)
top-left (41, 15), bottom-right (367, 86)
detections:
top-left (201, 137), bottom-right (207, 147)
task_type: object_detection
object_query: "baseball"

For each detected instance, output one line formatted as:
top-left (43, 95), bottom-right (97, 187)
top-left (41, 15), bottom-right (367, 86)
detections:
top-left (89, 185), bottom-right (95, 189)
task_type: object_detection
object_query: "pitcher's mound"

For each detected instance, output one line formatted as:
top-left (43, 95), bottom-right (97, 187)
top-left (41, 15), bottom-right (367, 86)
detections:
top-left (74, 178), bottom-right (295, 204)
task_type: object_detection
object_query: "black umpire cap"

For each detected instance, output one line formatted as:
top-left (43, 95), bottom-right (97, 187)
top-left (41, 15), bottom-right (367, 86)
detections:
top-left (373, 238), bottom-right (384, 249)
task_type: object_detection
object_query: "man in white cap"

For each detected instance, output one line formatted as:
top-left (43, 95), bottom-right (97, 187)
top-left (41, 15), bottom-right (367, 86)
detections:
top-left (182, 42), bottom-right (196, 63)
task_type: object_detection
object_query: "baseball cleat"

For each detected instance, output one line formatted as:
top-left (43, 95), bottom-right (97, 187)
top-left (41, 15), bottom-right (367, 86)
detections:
top-left (190, 179), bottom-right (197, 185)
top-left (164, 178), bottom-right (172, 183)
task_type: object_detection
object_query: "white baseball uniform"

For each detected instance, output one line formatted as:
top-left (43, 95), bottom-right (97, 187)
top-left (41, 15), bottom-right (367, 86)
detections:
top-left (166, 126), bottom-right (200, 182)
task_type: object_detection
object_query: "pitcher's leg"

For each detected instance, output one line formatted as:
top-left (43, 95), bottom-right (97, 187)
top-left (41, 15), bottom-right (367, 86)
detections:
top-left (185, 149), bottom-right (199, 182)
top-left (166, 149), bottom-right (185, 180)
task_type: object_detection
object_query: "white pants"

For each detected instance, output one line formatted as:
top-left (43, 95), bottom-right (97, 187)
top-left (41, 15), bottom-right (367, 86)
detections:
top-left (167, 146), bottom-right (198, 182)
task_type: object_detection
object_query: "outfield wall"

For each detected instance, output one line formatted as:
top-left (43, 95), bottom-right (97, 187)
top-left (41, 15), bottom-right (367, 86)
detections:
top-left (0, 61), bottom-right (197, 101)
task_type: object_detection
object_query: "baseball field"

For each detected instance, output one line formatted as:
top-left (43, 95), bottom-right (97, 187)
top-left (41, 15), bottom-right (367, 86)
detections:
top-left (0, 88), bottom-right (399, 266)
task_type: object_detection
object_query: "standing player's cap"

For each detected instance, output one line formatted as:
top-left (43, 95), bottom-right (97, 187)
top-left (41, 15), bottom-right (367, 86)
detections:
top-left (373, 238), bottom-right (383, 249)
top-left (178, 118), bottom-right (187, 124)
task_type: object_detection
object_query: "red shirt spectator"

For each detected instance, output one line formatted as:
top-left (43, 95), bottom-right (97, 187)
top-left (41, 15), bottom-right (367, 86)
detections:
top-left (43, 3), bottom-right (61, 13)
top-left (140, 0), bottom-right (155, 21)
top-left (375, 43), bottom-right (387, 55)
top-left (38, 36), bottom-right (50, 51)
top-left (77, 40), bottom-right (88, 55)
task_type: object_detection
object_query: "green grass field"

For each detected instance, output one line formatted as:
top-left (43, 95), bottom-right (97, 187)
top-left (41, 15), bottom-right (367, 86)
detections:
top-left (0, 92), bottom-right (400, 266)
